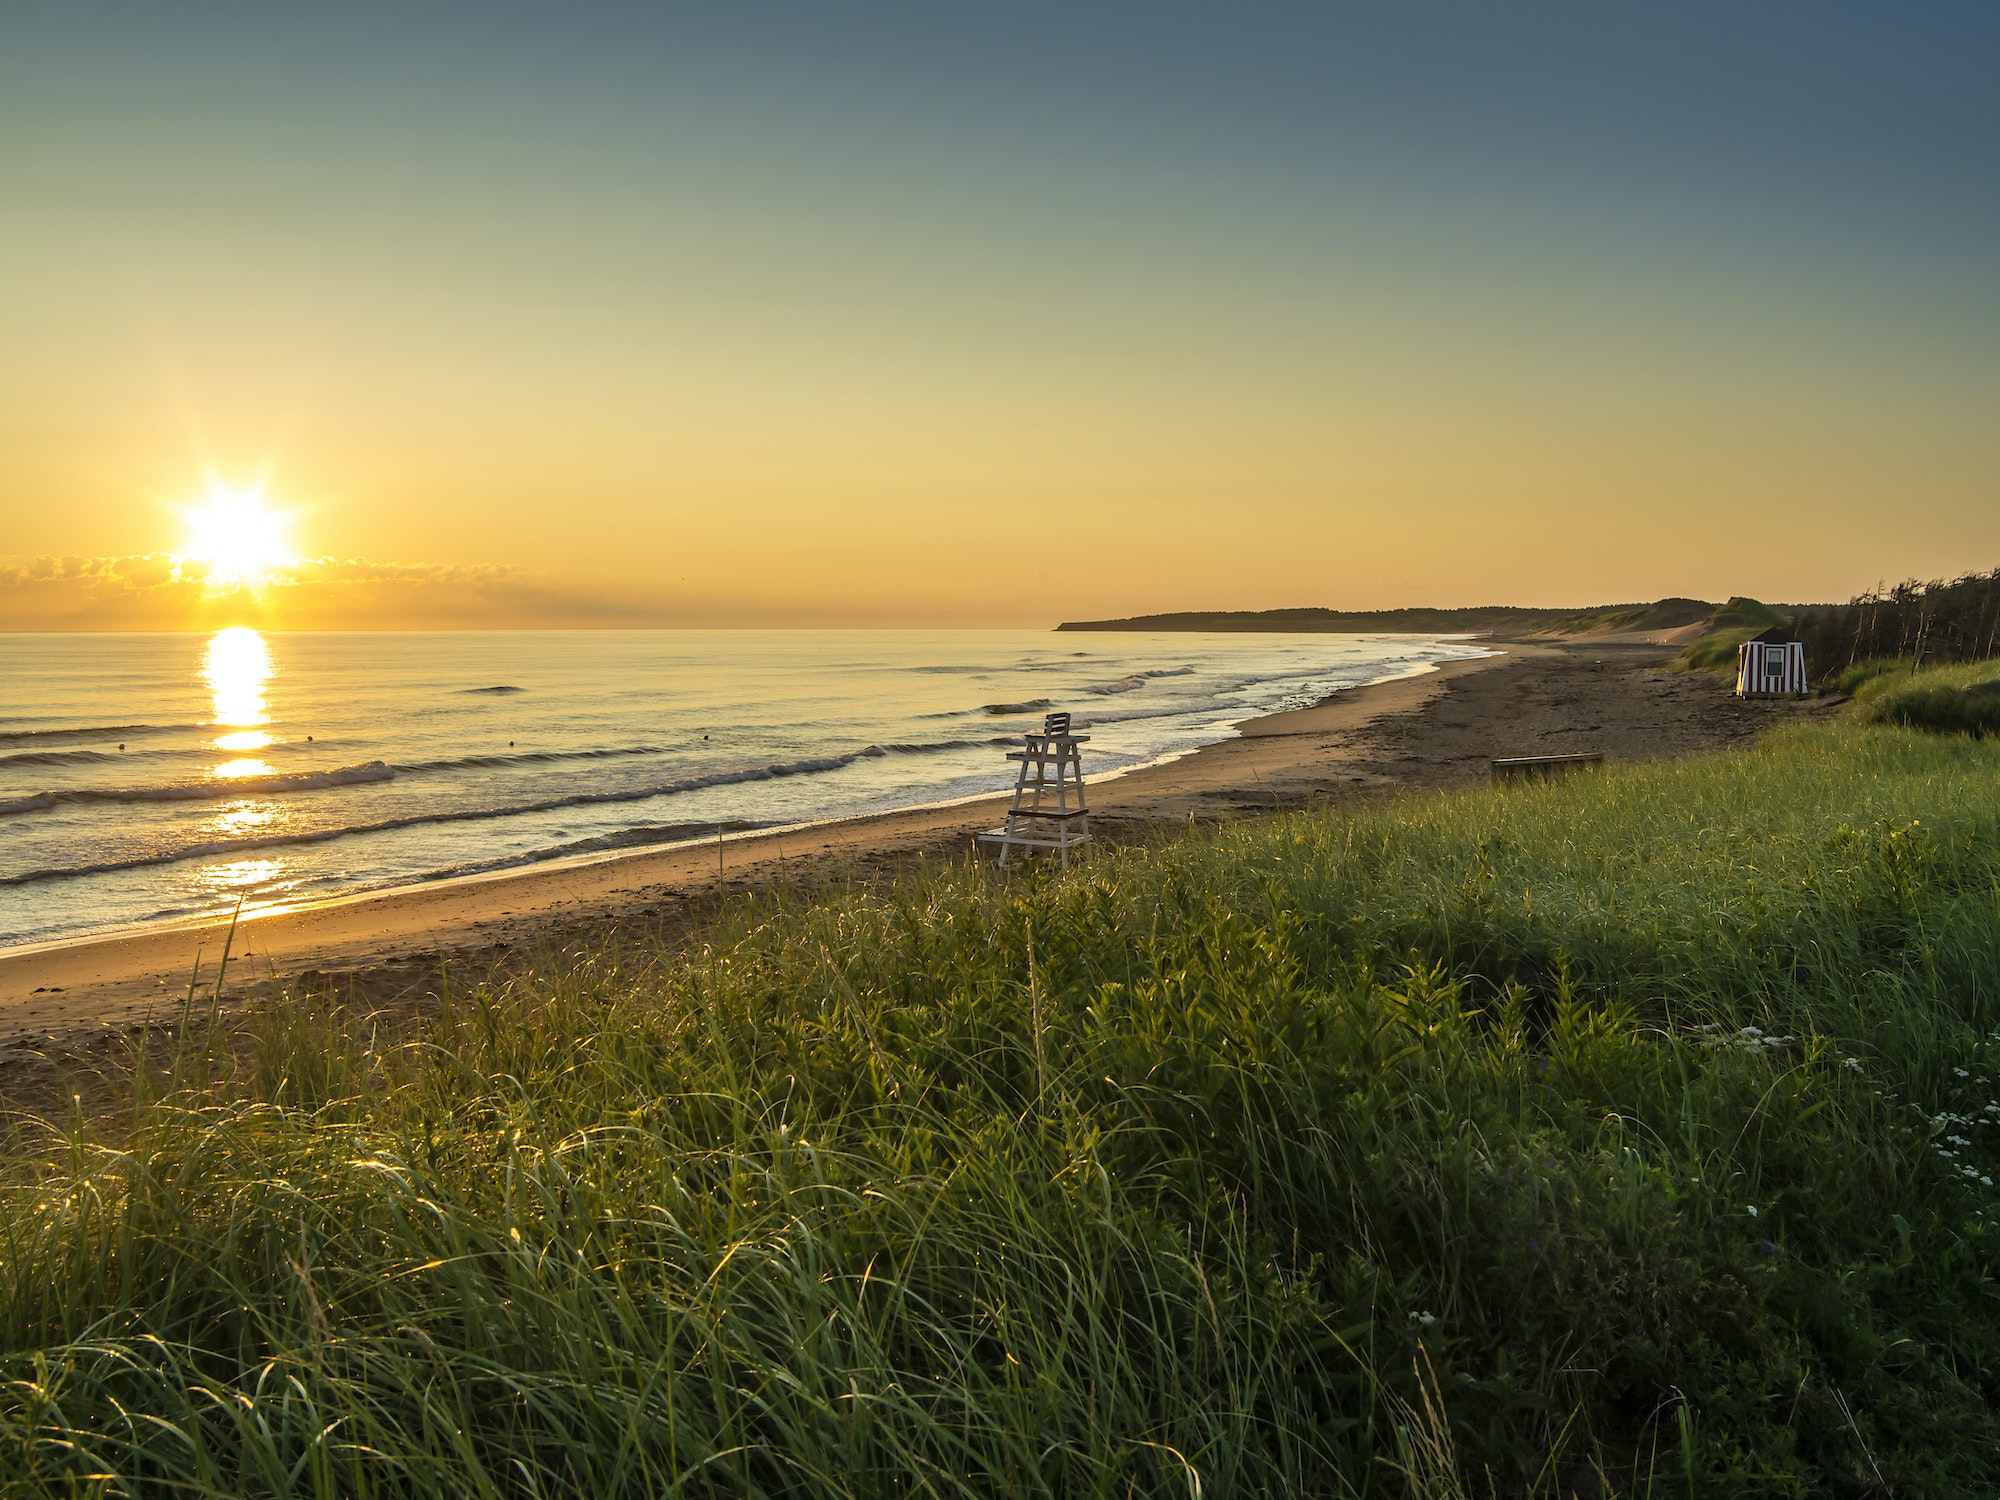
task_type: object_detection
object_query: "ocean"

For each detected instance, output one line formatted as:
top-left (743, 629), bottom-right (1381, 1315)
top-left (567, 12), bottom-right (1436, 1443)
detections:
top-left (0, 629), bottom-right (1487, 947)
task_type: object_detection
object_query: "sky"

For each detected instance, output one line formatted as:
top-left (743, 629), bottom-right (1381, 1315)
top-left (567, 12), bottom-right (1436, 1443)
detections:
top-left (3, 2), bottom-right (1996, 629)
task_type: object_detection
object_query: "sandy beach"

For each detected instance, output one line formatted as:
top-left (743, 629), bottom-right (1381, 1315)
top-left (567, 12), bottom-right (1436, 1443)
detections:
top-left (0, 637), bottom-right (1823, 1058)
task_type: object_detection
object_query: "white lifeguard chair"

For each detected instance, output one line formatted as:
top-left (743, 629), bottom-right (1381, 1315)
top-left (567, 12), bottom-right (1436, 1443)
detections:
top-left (977, 711), bottom-right (1092, 868)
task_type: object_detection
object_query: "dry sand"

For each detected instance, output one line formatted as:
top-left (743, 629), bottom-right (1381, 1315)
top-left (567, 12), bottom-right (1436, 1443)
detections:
top-left (0, 638), bottom-right (1828, 1057)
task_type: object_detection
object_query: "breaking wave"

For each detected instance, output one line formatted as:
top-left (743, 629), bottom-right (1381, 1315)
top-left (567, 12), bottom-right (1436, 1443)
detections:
top-left (0, 748), bottom-right (891, 885)
top-left (1088, 666), bottom-right (1195, 695)
top-left (410, 819), bottom-right (781, 882)
top-left (0, 723), bottom-right (196, 747)
top-left (371, 738), bottom-right (985, 775)
top-left (396, 745), bottom-right (668, 772)
top-left (878, 737), bottom-right (996, 755)
top-left (0, 739), bottom-right (328, 771)
top-left (939, 670), bottom-right (1194, 716)
top-left (1, 748), bottom-right (126, 769)
top-left (0, 762), bottom-right (396, 816)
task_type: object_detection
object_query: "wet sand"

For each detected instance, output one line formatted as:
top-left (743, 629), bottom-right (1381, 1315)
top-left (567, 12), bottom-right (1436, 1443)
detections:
top-left (0, 638), bottom-right (1824, 1056)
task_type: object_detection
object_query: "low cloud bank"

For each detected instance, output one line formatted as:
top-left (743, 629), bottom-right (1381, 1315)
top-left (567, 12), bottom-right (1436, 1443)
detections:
top-left (0, 554), bottom-right (673, 630)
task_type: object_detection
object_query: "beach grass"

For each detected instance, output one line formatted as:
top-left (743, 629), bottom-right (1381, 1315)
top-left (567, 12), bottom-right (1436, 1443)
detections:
top-left (1848, 658), bottom-right (2000, 739)
top-left (1667, 600), bottom-right (1790, 676)
top-left (1668, 627), bottom-right (1757, 674)
top-left (5, 722), bottom-right (2000, 1495)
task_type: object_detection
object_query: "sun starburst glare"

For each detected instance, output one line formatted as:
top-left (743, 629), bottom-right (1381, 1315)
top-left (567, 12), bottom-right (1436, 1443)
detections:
top-left (178, 480), bottom-right (295, 587)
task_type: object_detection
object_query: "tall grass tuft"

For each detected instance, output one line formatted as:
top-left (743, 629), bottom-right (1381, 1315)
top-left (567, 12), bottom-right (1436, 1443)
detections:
top-left (1850, 658), bottom-right (2000, 739)
top-left (5, 722), bottom-right (2000, 1495)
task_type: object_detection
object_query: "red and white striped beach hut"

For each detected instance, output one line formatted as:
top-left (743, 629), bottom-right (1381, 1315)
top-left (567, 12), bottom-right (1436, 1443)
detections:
top-left (1736, 634), bottom-right (1808, 698)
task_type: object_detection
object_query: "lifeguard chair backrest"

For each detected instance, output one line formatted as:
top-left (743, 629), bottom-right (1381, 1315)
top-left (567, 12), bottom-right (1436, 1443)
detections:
top-left (1044, 711), bottom-right (1071, 737)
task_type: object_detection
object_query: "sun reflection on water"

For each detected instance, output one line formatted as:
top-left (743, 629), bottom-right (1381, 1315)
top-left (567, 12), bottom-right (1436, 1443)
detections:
top-left (196, 630), bottom-right (294, 894)
top-left (205, 627), bottom-right (270, 728)
top-left (204, 627), bottom-right (274, 778)
top-left (195, 858), bottom-right (290, 896)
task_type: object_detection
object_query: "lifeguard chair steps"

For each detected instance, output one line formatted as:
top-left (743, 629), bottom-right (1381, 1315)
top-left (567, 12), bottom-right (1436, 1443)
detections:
top-left (977, 711), bottom-right (1092, 869)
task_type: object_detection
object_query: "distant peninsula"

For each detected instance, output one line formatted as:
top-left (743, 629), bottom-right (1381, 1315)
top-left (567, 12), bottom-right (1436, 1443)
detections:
top-left (1055, 598), bottom-right (1729, 636)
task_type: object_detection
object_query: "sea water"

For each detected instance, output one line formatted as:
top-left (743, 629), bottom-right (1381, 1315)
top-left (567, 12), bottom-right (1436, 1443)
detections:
top-left (0, 630), bottom-right (1486, 947)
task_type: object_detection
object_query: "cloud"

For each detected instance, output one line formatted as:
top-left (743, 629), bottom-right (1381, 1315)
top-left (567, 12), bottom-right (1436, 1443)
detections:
top-left (0, 553), bottom-right (680, 630)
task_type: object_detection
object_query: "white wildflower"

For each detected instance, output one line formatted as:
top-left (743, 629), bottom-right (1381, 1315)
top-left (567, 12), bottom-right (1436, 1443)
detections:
top-left (1747, 1206), bottom-right (1759, 1217)
top-left (1408, 1311), bottom-right (1437, 1329)
top-left (1956, 1068), bottom-right (1971, 1078)
top-left (1842, 1058), bottom-right (1864, 1072)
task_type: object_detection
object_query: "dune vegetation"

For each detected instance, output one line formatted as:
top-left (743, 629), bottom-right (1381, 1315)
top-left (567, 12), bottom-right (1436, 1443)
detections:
top-left (1664, 599), bottom-right (1793, 676)
top-left (1846, 658), bottom-right (2000, 741)
top-left (5, 720), bottom-right (2000, 1496)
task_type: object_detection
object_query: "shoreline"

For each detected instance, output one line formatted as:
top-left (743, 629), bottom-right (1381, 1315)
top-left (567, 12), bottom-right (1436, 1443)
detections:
top-left (0, 649), bottom-right (1510, 1041)
top-left (5, 633), bottom-right (1814, 1051)
top-left (0, 649), bottom-right (1472, 964)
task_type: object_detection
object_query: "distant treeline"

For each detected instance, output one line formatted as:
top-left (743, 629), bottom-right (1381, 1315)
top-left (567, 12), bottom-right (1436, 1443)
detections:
top-left (1791, 570), bottom-right (2000, 671)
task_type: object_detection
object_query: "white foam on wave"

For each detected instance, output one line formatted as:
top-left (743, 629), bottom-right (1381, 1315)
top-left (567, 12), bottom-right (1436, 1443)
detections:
top-left (0, 761), bottom-right (396, 816)
top-left (1, 748), bottom-right (892, 886)
top-left (0, 631), bottom-right (1497, 946)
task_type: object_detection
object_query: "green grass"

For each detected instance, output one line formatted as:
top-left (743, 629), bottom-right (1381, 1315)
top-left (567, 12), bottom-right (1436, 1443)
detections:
top-left (1706, 598), bottom-right (1788, 634)
top-left (1670, 627), bottom-right (1759, 674)
top-left (1832, 660), bottom-right (1907, 699)
top-left (6, 723), bottom-right (2000, 1496)
top-left (1850, 659), bottom-right (2000, 739)
top-left (1667, 601), bottom-right (1790, 675)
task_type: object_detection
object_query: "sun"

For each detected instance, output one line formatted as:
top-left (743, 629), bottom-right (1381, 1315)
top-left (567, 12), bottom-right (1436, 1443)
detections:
top-left (179, 480), bottom-right (295, 587)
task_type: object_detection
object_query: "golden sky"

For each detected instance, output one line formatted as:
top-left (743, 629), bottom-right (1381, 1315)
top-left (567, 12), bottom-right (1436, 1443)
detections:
top-left (4, 7), bottom-right (1996, 629)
